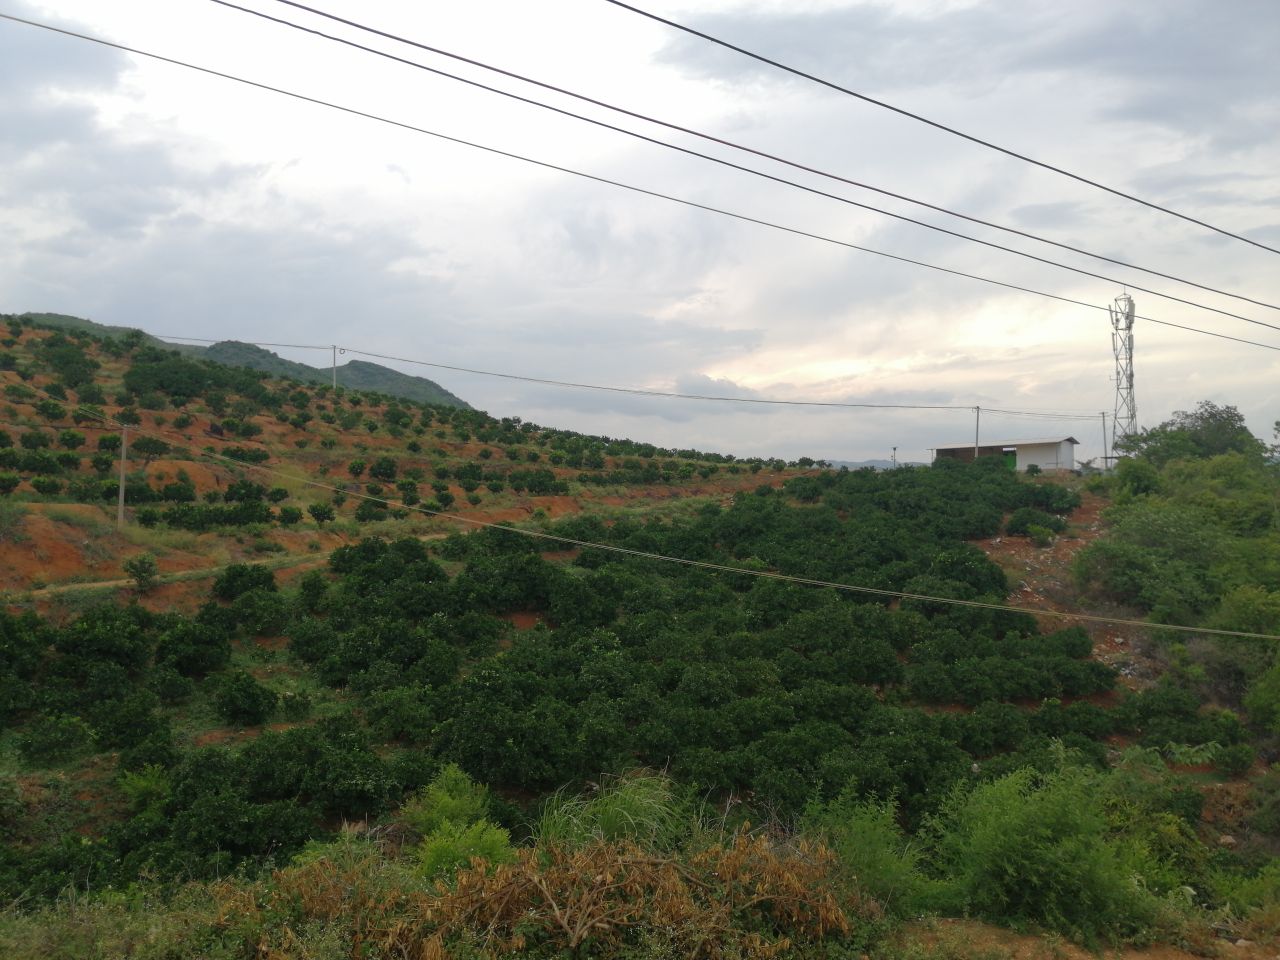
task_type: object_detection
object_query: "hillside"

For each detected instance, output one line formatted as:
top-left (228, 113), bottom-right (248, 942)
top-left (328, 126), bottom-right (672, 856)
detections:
top-left (202, 341), bottom-right (472, 409)
top-left (1, 314), bottom-right (1279, 958)
top-left (14, 312), bottom-right (471, 409)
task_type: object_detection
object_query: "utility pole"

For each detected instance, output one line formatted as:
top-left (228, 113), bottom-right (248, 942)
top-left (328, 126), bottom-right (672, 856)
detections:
top-left (1100, 411), bottom-right (1109, 467)
top-left (891, 446), bottom-right (897, 469)
top-left (116, 425), bottom-right (128, 530)
top-left (331, 345), bottom-right (337, 390)
top-left (973, 406), bottom-right (981, 461)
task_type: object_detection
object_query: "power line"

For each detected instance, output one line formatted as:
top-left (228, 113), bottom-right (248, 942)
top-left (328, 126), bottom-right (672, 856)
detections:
top-left (5, 13), bottom-right (1279, 358)
top-left (601, 0), bottom-right (1280, 257)
top-left (200, 0), bottom-right (1280, 334)
top-left (255, 0), bottom-right (1280, 314)
top-left (32, 386), bottom-right (1280, 642)
top-left (143, 332), bottom-right (1101, 419)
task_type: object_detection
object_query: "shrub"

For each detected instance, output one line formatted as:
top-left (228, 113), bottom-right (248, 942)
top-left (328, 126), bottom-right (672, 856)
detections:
top-left (0, 473), bottom-right (19, 495)
top-left (926, 767), bottom-right (1158, 943)
top-left (58, 429), bottom-right (86, 450)
top-left (19, 430), bottom-right (51, 450)
top-left (307, 502), bottom-right (335, 525)
top-left (369, 456), bottom-right (398, 481)
top-left (17, 714), bottom-right (93, 763)
top-left (1027, 524), bottom-right (1054, 547)
top-left (1215, 743), bottom-right (1254, 778)
top-left (354, 500), bottom-right (388, 523)
top-left (1006, 507), bottom-right (1066, 537)
top-left (31, 477), bottom-right (62, 496)
top-left (214, 670), bottom-right (276, 726)
top-left (123, 553), bottom-right (159, 592)
top-left (400, 764), bottom-right (490, 837)
top-left (806, 792), bottom-right (930, 915)
top-left (231, 588), bottom-right (289, 637)
top-left (278, 506), bottom-right (303, 525)
top-left (212, 562), bottom-right (277, 600)
top-left (417, 819), bottom-right (514, 879)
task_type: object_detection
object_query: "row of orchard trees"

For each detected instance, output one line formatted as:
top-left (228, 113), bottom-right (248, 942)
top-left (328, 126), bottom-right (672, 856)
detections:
top-left (4, 458), bottom-right (1270, 934)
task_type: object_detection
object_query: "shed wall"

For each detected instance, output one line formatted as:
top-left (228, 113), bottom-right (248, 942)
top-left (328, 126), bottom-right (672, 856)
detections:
top-left (1015, 441), bottom-right (1074, 472)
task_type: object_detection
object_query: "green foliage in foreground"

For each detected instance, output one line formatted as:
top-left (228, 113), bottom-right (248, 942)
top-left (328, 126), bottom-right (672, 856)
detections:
top-left (1074, 405), bottom-right (1280, 716)
top-left (0, 767), bottom-right (1267, 958)
top-left (1, 455), bottom-right (1276, 950)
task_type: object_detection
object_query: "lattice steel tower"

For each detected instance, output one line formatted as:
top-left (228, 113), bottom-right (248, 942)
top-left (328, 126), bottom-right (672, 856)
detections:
top-left (1109, 292), bottom-right (1137, 454)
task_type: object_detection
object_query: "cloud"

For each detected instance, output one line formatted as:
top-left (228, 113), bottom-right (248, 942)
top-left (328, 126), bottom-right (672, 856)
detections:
top-left (1, 0), bottom-right (1276, 469)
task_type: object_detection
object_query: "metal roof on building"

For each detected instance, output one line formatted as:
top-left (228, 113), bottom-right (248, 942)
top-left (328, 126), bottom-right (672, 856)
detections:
top-left (931, 437), bottom-right (1079, 451)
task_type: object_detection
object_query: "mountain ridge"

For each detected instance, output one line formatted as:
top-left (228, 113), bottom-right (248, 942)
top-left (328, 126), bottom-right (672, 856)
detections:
top-left (14, 313), bottom-right (471, 409)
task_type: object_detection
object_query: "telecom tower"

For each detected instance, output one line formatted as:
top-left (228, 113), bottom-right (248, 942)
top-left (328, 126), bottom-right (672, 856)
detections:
top-left (1109, 292), bottom-right (1137, 454)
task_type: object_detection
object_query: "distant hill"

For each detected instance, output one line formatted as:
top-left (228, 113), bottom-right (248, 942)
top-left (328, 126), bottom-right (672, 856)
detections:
top-left (18, 313), bottom-right (470, 409)
top-left (202, 342), bottom-right (470, 409)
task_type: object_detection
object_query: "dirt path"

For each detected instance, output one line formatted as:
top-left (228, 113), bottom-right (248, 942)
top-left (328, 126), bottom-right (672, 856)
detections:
top-left (898, 917), bottom-right (1274, 960)
top-left (973, 490), bottom-right (1158, 687)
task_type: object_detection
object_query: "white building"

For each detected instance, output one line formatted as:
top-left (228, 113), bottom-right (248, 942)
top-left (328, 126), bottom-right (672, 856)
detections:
top-left (931, 437), bottom-right (1079, 473)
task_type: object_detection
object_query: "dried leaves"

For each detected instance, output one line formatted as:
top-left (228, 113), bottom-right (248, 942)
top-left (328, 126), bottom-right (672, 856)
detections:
top-left (214, 832), bottom-right (878, 959)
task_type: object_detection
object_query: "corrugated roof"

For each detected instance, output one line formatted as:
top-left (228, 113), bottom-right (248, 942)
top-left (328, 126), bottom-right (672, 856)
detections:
top-left (932, 437), bottom-right (1079, 451)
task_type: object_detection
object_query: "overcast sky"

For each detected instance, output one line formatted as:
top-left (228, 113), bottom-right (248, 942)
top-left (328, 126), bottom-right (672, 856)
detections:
top-left (2, 0), bottom-right (1278, 464)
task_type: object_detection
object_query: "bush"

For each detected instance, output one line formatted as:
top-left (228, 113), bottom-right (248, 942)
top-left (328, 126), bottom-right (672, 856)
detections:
top-left (401, 764), bottom-right (490, 837)
top-left (354, 500), bottom-right (388, 523)
top-left (417, 819), bottom-right (514, 879)
top-left (123, 553), bottom-right (159, 592)
top-left (214, 670), bottom-right (276, 726)
top-left (278, 506), bottom-right (303, 525)
top-left (20, 430), bottom-right (51, 450)
top-left (1027, 524), bottom-right (1054, 547)
top-left (926, 767), bottom-right (1158, 943)
top-left (212, 563), bottom-right (277, 600)
top-left (806, 792), bottom-right (930, 915)
top-left (31, 477), bottom-right (62, 496)
top-left (17, 714), bottom-right (93, 763)
top-left (0, 473), bottom-right (19, 495)
top-left (1006, 507), bottom-right (1066, 537)
top-left (230, 588), bottom-right (289, 637)
top-left (1214, 743), bottom-right (1254, 778)
top-left (307, 502), bottom-right (335, 525)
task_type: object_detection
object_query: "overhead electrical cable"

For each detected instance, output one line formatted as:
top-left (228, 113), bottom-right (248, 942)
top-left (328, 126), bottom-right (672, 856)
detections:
top-left (600, 0), bottom-right (1280, 256)
top-left (149, 332), bottom-right (1101, 418)
top-left (32, 387), bottom-right (1280, 643)
top-left (199, 0), bottom-right (1280, 333)
top-left (4, 13), bottom-right (1279, 357)
top-left (256, 0), bottom-right (1279, 313)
